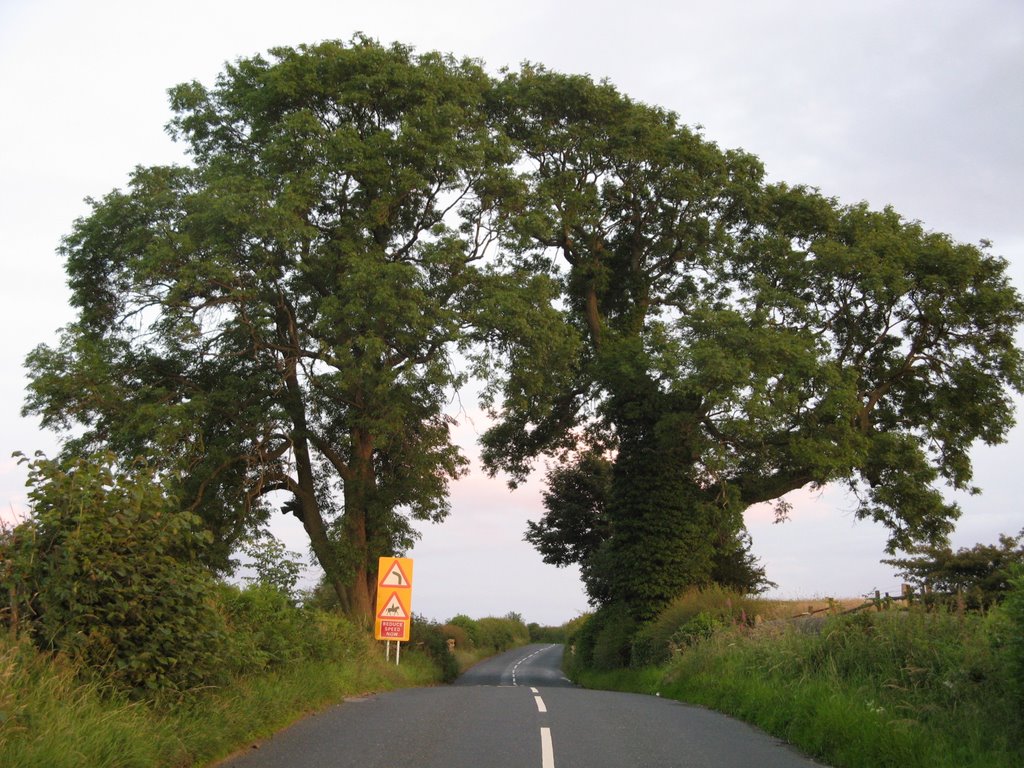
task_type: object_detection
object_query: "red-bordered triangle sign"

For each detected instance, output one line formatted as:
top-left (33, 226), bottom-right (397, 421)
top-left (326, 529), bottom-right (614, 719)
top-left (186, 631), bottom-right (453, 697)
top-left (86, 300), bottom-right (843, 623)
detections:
top-left (377, 591), bottom-right (409, 620)
top-left (379, 559), bottom-right (412, 588)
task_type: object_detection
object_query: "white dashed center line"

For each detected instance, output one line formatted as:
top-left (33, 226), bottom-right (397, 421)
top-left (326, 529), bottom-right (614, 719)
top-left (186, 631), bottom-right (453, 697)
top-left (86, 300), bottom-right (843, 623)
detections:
top-left (540, 726), bottom-right (555, 768)
top-left (510, 645), bottom-right (553, 686)
top-left (534, 695), bottom-right (547, 713)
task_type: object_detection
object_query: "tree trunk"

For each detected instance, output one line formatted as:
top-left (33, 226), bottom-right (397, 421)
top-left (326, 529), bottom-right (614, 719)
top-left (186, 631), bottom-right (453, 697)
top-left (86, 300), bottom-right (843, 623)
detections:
top-left (292, 428), bottom-right (352, 613)
top-left (599, 384), bottom-right (723, 620)
top-left (341, 427), bottom-right (377, 620)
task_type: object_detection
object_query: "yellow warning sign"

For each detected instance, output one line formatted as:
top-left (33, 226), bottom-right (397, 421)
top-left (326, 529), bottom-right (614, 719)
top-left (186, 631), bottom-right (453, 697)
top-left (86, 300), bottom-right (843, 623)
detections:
top-left (374, 557), bottom-right (413, 642)
top-left (377, 591), bottom-right (409, 620)
top-left (379, 558), bottom-right (413, 589)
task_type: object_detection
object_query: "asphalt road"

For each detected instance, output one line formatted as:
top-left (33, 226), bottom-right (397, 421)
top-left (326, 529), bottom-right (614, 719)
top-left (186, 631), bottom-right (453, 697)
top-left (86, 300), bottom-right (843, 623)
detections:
top-left (218, 644), bottom-right (826, 767)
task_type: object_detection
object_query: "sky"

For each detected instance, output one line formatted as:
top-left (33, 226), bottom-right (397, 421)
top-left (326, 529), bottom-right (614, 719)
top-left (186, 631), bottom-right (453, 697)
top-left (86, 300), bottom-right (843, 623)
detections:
top-left (1, 0), bottom-right (1022, 626)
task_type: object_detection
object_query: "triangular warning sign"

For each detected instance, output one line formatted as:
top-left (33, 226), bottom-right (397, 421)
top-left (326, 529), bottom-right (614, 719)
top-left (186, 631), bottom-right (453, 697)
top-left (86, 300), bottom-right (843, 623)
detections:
top-left (379, 560), bottom-right (411, 588)
top-left (377, 591), bottom-right (409, 620)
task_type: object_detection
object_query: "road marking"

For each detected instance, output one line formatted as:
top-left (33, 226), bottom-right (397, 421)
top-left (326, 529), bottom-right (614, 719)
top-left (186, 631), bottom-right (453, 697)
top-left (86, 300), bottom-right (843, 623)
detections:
top-left (540, 727), bottom-right (555, 768)
top-left (511, 645), bottom-right (555, 686)
top-left (530, 687), bottom-right (539, 693)
top-left (534, 695), bottom-right (547, 713)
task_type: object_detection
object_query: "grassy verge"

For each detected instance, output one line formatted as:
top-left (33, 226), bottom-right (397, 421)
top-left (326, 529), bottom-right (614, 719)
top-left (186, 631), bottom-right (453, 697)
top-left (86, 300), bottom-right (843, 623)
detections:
top-left (570, 607), bottom-right (1023, 768)
top-left (0, 631), bottom-right (442, 768)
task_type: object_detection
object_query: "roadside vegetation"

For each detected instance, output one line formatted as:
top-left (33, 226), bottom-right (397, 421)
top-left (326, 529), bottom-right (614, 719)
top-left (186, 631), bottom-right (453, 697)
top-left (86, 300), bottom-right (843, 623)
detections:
top-left (0, 584), bottom-right (435, 768)
top-left (565, 562), bottom-right (1024, 768)
top-left (0, 454), bottom-right (535, 767)
top-left (0, 589), bottom-right (534, 768)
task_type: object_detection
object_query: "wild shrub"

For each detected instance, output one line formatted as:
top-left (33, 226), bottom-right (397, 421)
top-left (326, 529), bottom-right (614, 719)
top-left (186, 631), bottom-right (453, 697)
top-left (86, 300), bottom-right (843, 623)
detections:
top-left (238, 531), bottom-right (305, 603)
top-left (528, 622), bottom-right (569, 643)
top-left (2, 453), bottom-right (227, 697)
top-left (447, 614), bottom-right (480, 647)
top-left (440, 622), bottom-right (471, 651)
top-left (217, 581), bottom-right (375, 676)
top-left (577, 603), bottom-right (637, 671)
top-left (217, 583), bottom-right (308, 673)
top-left (884, 530), bottom-right (1024, 609)
top-left (631, 586), bottom-right (760, 666)
top-left (475, 615), bottom-right (529, 652)
top-left (671, 611), bottom-right (725, 648)
top-left (409, 615), bottom-right (459, 682)
top-left (630, 604), bottom-right (1022, 768)
top-left (1001, 566), bottom-right (1024, 709)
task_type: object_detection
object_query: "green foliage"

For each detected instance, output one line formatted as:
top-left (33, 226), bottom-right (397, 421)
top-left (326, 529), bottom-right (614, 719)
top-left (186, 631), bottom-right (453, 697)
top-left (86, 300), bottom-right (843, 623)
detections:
top-left (884, 529), bottom-right (1024, 608)
top-left (570, 603), bottom-right (638, 672)
top-left (1000, 566), bottom-right (1024, 708)
top-left (238, 531), bottom-right (305, 603)
top-left (215, 583), bottom-right (369, 676)
top-left (482, 64), bottom-right (1024, 620)
top-left (408, 615), bottom-right (459, 683)
top-left (575, 608), bottom-right (1023, 768)
top-left (2, 453), bottom-right (227, 697)
top-left (528, 449), bottom-right (773, 616)
top-left (0, 635), bottom-right (187, 768)
top-left (474, 614), bottom-right (530, 652)
top-left (446, 614), bottom-right (480, 647)
top-left (24, 36), bottom-right (520, 617)
top-left (0, 607), bottom-right (445, 768)
top-left (630, 586), bottom-right (761, 666)
top-left (441, 612), bottom-right (530, 659)
top-left (22, 35), bottom-right (1024, 630)
top-left (527, 622), bottom-right (570, 643)
top-left (439, 621), bottom-right (471, 651)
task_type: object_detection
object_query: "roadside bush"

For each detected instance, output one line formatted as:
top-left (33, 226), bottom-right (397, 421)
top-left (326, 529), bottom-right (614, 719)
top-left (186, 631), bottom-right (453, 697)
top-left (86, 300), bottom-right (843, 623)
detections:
top-left (658, 604), bottom-right (1021, 767)
top-left (1001, 566), bottom-right (1024, 708)
top-left (631, 586), bottom-right (759, 666)
top-left (219, 583), bottom-right (305, 672)
top-left (475, 614), bottom-right (529, 653)
top-left (671, 611), bottom-right (725, 648)
top-left (885, 530), bottom-right (1024, 609)
top-left (217, 582), bottom-right (375, 676)
top-left (447, 614), bottom-right (480, 647)
top-left (573, 603), bottom-right (636, 671)
top-left (2, 453), bottom-right (227, 697)
top-left (440, 622), bottom-right (471, 651)
top-left (528, 622), bottom-right (568, 643)
top-left (409, 615), bottom-right (459, 682)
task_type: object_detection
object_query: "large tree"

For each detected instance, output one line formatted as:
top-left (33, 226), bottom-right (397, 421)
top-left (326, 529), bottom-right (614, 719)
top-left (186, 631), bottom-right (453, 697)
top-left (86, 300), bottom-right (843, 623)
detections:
top-left (481, 67), bottom-right (1024, 619)
top-left (25, 38), bottom-right (511, 617)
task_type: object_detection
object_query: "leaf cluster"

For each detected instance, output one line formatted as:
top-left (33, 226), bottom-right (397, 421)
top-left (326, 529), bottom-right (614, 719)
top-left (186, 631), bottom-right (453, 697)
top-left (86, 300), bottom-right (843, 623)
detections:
top-left (2, 453), bottom-right (227, 696)
top-left (884, 529), bottom-right (1024, 608)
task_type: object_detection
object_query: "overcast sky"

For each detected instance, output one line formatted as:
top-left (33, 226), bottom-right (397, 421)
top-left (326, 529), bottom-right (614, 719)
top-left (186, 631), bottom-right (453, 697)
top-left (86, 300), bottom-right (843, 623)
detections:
top-left (1, 0), bottom-right (1022, 625)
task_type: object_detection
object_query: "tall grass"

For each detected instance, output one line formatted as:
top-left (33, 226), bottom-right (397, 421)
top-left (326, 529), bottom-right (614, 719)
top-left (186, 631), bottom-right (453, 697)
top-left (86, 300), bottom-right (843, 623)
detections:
top-left (0, 599), bottom-right (447, 768)
top-left (573, 602), bottom-right (1023, 768)
top-left (0, 636), bottom-right (185, 767)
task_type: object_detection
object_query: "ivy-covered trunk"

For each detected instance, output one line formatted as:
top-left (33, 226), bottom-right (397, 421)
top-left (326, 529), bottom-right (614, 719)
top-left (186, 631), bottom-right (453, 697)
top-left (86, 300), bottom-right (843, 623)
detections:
top-left (600, 391), bottom-right (722, 620)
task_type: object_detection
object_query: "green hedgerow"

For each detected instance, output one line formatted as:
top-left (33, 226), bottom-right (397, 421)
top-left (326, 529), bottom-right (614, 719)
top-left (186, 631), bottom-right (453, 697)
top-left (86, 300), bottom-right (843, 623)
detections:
top-left (2, 453), bottom-right (227, 697)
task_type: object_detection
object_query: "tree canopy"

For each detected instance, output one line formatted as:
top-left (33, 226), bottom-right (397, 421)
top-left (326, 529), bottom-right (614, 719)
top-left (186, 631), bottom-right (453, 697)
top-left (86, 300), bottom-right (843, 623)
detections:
top-left (479, 67), bottom-right (1024, 618)
top-left (25, 38), bottom-right (518, 616)
top-left (25, 41), bottom-right (1024, 622)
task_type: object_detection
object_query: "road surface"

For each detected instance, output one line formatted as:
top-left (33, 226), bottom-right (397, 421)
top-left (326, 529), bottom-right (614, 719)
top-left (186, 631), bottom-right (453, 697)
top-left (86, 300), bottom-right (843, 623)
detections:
top-left (218, 643), bottom-right (825, 767)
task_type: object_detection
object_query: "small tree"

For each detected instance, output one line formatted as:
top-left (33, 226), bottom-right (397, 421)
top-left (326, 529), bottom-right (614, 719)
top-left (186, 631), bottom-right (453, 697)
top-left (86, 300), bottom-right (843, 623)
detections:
top-left (885, 530), bottom-right (1024, 608)
top-left (239, 530), bottom-right (305, 603)
top-left (2, 452), bottom-right (226, 696)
